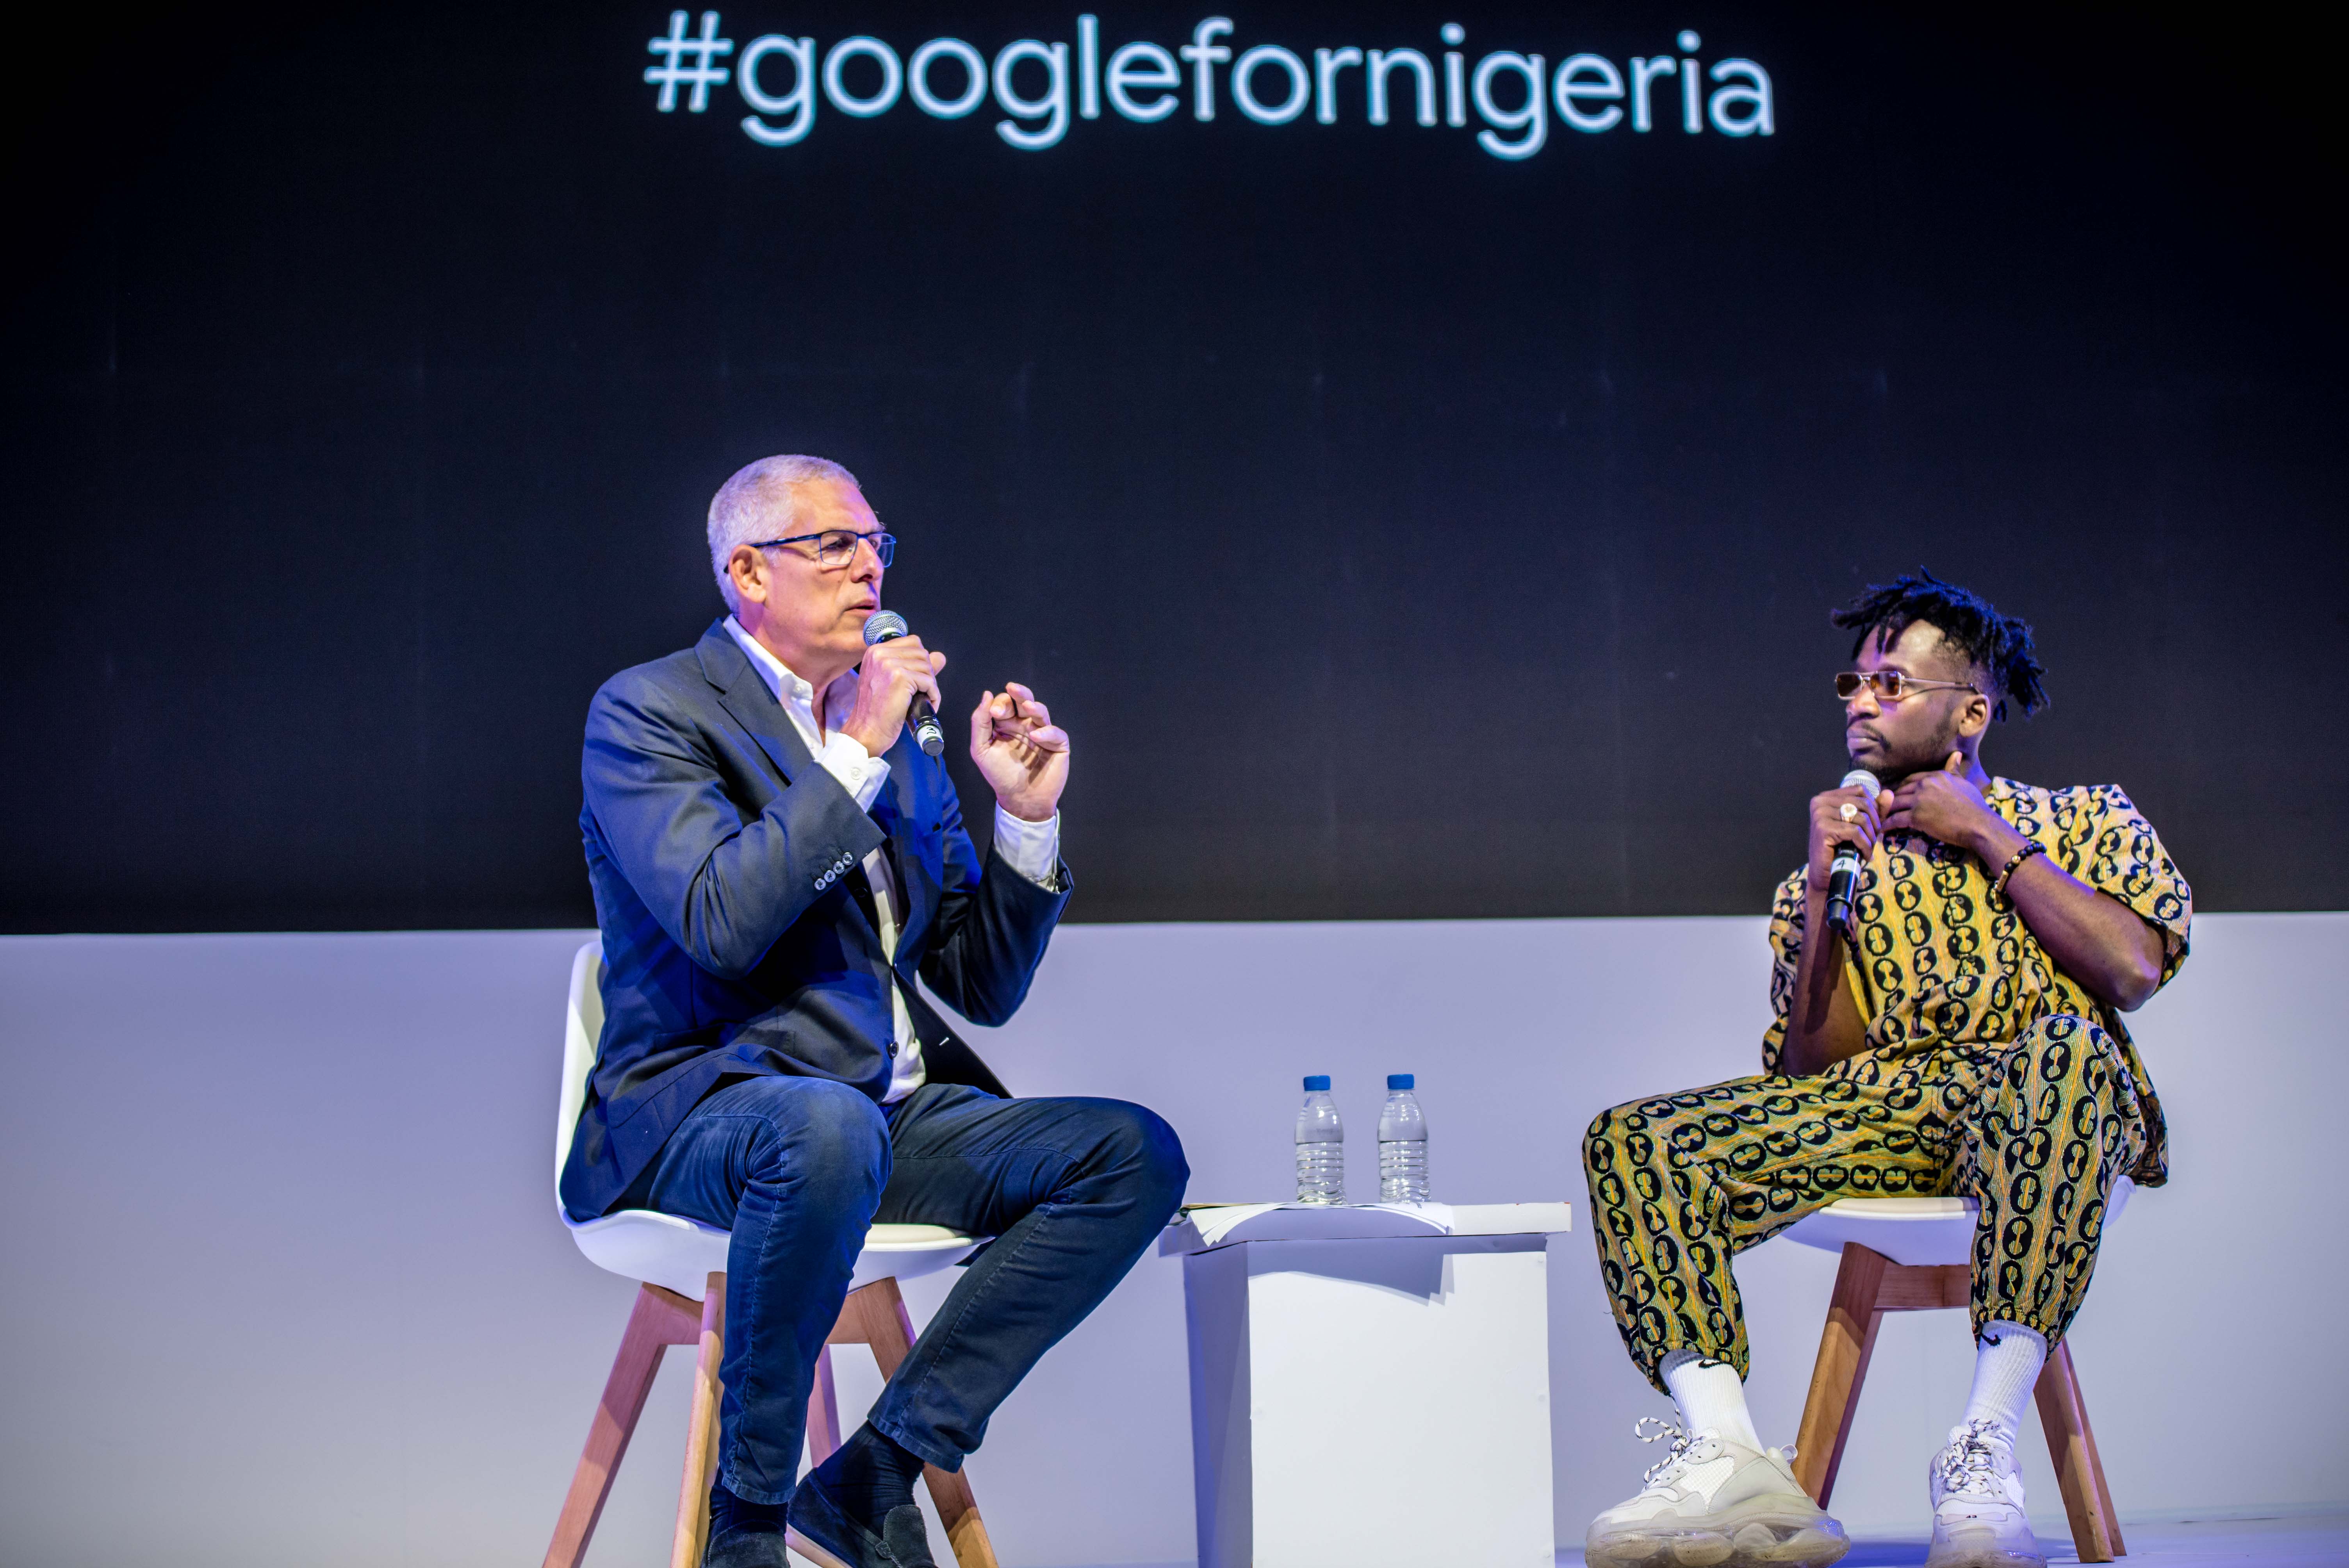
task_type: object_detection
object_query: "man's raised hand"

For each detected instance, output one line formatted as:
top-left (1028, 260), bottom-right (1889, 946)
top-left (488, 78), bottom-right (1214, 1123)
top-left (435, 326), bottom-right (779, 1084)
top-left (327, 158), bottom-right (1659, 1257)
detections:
top-left (1883, 751), bottom-right (1995, 852)
top-left (840, 635), bottom-right (945, 759)
top-left (970, 682), bottom-right (1069, 824)
top-left (1807, 779), bottom-right (1889, 883)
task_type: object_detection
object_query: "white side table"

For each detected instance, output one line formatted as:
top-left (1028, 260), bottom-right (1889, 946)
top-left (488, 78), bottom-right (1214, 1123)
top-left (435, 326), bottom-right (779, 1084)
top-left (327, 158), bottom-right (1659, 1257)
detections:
top-left (1161, 1202), bottom-right (1574, 1568)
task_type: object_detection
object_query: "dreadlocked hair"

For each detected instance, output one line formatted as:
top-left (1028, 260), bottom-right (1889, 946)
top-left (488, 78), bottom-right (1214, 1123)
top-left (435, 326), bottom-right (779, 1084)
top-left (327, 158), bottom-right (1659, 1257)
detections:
top-left (1829, 568), bottom-right (2048, 721)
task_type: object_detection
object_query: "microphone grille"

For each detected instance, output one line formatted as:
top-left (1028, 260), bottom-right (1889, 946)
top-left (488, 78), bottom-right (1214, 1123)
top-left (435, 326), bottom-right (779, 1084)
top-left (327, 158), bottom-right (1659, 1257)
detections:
top-left (1841, 767), bottom-right (1880, 792)
top-left (861, 610), bottom-right (908, 647)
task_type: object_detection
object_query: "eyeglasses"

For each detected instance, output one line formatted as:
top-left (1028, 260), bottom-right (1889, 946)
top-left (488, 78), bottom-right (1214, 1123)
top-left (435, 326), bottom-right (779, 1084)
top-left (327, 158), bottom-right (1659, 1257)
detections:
top-left (750, 529), bottom-right (896, 570)
top-left (1836, 670), bottom-right (1979, 702)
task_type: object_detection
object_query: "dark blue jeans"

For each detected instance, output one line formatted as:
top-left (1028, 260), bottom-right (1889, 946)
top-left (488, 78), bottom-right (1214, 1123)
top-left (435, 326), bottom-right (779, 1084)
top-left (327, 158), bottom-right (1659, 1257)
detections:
top-left (616, 1077), bottom-right (1188, 1506)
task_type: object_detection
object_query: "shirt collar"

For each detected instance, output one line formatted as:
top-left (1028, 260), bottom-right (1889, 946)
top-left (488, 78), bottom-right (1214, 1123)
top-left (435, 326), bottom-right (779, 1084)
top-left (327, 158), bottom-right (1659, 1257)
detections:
top-left (723, 615), bottom-right (859, 732)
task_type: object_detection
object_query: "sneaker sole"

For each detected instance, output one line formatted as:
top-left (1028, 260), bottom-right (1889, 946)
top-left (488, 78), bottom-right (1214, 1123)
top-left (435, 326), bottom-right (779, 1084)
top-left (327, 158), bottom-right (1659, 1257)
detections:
top-left (1923, 1546), bottom-right (2044, 1568)
top-left (1588, 1498), bottom-right (1852, 1568)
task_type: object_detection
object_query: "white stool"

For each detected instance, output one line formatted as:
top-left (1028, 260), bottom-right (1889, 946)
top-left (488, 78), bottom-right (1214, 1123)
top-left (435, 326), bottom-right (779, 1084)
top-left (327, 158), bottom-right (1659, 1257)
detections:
top-left (1779, 1185), bottom-right (2133, 1561)
top-left (542, 941), bottom-right (999, 1568)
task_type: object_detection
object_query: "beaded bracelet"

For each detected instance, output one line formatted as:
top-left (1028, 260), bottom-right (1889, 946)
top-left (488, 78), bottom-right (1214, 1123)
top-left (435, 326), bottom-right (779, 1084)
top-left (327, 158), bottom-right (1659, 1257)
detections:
top-left (1991, 840), bottom-right (2045, 900)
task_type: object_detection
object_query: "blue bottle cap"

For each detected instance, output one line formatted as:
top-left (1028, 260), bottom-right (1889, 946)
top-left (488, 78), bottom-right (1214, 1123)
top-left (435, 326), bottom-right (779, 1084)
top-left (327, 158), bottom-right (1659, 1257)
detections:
top-left (1387, 1073), bottom-right (1415, 1090)
top-left (1303, 1074), bottom-right (1331, 1091)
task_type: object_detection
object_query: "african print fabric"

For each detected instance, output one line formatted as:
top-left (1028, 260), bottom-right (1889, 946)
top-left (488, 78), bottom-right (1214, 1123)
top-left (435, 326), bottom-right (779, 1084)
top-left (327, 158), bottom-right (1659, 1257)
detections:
top-left (1583, 779), bottom-right (2190, 1390)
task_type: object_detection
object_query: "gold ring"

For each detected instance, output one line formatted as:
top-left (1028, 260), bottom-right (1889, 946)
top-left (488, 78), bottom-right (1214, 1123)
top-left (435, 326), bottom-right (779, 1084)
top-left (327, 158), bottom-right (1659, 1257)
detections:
top-left (1839, 802), bottom-right (1859, 822)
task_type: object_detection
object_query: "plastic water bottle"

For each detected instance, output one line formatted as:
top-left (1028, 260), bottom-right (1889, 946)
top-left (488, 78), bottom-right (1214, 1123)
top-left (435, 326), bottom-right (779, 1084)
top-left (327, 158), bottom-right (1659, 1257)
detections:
top-left (1378, 1074), bottom-right (1429, 1203)
top-left (1294, 1075), bottom-right (1346, 1205)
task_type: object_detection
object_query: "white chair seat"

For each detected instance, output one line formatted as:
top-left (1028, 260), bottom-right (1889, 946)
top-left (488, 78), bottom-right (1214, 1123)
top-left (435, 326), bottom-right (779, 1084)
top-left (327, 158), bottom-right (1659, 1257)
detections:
top-left (565, 1212), bottom-right (978, 1302)
top-left (1779, 1179), bottom-right (2132, 1269)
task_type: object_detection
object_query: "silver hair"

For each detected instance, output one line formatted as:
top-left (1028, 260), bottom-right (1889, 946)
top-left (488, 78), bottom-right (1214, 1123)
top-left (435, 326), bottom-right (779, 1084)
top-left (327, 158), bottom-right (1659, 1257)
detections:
top-left (706, 454), bottom-right (862, 610)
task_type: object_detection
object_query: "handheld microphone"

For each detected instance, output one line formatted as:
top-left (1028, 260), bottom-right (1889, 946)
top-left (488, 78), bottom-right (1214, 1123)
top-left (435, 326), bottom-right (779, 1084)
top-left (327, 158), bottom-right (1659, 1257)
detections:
top-left (1823, 767), bottom-right (1880, 937)
top-left (861, 611), bottom-right (946, 757)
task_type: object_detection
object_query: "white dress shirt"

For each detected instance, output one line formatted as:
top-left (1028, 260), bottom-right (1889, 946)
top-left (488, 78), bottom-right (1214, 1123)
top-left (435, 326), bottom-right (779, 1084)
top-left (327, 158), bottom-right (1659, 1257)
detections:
top-left (723, 616), bottom-right (1060, 1102)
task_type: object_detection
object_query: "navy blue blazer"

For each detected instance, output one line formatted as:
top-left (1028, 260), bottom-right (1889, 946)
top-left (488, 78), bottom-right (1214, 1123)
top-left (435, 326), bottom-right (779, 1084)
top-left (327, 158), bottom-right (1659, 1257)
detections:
top-left (562, 618), bottom-right (1071, 1221)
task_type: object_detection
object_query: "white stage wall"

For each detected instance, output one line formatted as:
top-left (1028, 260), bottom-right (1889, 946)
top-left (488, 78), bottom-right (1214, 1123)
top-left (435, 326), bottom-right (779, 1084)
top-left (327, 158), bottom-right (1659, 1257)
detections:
top-left (0, 912), bottom-right (2340, 1566)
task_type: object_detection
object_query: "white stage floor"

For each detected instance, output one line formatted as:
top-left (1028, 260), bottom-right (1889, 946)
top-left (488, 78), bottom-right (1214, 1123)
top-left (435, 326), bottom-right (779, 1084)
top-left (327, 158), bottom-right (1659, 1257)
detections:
top-left (1554, 1512), bottom-right (2349, 1568)
top-left (961, 1513), bottom-right (2349, 1568)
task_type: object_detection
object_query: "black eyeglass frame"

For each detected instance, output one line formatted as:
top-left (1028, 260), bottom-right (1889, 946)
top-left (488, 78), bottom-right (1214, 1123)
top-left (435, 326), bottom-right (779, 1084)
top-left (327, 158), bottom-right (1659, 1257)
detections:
top-left (749, 529), bottom-right (897, 569)
top-left (1835, 670), bottom-right (1980, 702)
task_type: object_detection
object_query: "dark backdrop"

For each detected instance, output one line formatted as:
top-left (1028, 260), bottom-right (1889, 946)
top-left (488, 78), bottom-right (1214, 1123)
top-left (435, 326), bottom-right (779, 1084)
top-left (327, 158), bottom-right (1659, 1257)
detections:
top-left (4, 1), bottom-right (2341, 932)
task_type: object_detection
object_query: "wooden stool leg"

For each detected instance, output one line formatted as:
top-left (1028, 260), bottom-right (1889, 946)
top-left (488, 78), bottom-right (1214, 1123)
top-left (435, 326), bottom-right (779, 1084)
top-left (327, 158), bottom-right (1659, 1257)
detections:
top-left (827, 1278), bottom-right (1002, 1568)
top-left (921, 1463), bottom-right (1000, 1568)
top-left (806, 1346), bottom-right (845, 1467)
top-left (545, 1283), bottom-right (704, 1568)
top-left (2035, 1341), bottom-right (2126, 1561)
top-left (1792, 1244), bottom-right (1891, 1506)
top-left (670, 1272), bottom-right (729, 1568)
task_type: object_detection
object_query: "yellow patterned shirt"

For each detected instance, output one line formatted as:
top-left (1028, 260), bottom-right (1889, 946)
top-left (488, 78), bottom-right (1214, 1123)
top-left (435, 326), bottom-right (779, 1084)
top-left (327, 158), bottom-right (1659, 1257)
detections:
top-left (1759, 779), bottom-right (2191, 1185)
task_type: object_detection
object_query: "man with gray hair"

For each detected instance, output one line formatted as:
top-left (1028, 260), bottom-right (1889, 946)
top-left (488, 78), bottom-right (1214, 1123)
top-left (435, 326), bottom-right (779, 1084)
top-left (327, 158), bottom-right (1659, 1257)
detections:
top-left (567, 454), bottom-right (1187, 1568)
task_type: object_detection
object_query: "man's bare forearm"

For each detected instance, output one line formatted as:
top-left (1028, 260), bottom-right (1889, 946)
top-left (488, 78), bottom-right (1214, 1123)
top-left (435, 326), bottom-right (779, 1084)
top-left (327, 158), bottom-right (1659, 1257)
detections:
top-left (1968, 817), bottom-right (2165, 1012)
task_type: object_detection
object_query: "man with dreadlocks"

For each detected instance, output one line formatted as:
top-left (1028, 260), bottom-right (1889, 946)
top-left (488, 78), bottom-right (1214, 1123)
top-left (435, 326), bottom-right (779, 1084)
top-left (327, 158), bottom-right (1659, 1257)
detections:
top-left (1581, 572), bottom-right (2190, 1568)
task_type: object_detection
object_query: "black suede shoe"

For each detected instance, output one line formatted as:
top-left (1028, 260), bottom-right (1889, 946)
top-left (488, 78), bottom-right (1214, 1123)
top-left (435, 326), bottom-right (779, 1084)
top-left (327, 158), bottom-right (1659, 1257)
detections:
top-left (702, 1528), bottom-right (792, 1568)
top-left (879, 1504), bottom-right (937, 1568)
top-left (788, 1472), bottom-right (937, 1568)
top-left (703, 1478), bottom-right (790, 1568)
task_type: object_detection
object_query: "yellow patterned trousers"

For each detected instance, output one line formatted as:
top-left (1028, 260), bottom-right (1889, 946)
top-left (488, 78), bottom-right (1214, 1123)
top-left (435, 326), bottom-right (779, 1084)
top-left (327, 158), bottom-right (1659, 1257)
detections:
top-left (1582, 1014), bottom-right (2148, 1390)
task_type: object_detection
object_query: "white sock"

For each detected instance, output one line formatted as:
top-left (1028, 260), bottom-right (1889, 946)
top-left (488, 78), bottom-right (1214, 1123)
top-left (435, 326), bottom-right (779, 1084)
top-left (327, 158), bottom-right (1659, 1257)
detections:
top-left (1961, 1322), bottom-right (2048, 1450)
top-left (1660, 1349), bottom-right (1764, 1450)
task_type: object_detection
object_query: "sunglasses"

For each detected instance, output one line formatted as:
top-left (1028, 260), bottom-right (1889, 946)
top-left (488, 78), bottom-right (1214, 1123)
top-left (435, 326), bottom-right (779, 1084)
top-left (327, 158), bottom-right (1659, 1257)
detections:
top-left (1835, 670), bottom-right (1979, 702)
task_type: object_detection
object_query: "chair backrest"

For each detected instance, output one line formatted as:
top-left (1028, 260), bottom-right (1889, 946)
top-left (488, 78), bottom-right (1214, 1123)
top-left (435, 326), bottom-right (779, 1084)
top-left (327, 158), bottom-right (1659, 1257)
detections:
top-left (555, 939), bottom-right (606, 1212)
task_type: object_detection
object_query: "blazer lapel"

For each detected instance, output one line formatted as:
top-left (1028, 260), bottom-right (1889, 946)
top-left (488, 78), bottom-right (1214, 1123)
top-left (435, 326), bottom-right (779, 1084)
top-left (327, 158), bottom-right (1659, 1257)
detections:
top-left (697, 620), bottom-right (815, 789)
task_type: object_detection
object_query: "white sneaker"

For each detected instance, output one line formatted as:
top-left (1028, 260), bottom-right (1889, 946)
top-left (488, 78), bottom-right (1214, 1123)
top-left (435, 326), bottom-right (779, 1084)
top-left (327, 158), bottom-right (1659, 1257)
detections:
top-left (1586, 1419), bottom-right (1851, 1568)
top-left (1925, 1419), bottom-right (2045, 1568)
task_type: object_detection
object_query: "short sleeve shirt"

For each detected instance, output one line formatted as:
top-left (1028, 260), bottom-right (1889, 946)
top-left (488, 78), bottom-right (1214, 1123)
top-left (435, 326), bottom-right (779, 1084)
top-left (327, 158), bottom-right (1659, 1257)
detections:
top-left (1759, 779), bottom-right (2191, 1184)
